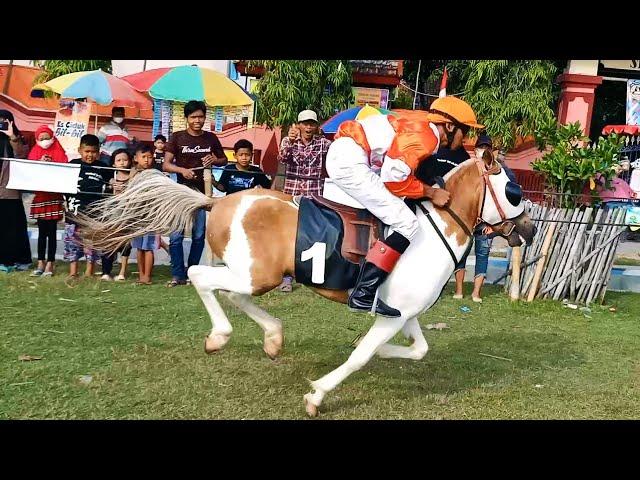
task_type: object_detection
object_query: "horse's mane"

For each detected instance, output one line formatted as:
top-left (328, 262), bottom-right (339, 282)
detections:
top-left (442, 158), bottom-right (477, 184)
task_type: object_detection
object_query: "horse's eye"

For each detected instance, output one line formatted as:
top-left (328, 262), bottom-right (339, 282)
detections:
top-left (505, 182), bottom-right (522, 206)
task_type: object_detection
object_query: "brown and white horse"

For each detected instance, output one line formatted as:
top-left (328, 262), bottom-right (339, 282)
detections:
top-left (77, 155), bottom-right (535, 416)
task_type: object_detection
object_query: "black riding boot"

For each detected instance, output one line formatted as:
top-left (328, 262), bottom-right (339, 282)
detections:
top-left (348, 232), bottom-right (410, 318)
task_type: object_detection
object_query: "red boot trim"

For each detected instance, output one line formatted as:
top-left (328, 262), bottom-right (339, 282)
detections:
top-left (365, 240), bottom-right (401, 273)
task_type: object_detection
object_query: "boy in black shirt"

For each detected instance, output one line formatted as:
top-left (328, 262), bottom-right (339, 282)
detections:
top-left (213, 139), bottom-right (272, 194)
top-left (63, 134), bottom-right (112, 279)
top-left (153, 134), bottom-right (166, 171)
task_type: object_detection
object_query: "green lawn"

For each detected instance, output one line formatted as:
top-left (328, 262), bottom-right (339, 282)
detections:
top-left (2, 264), bottom-right (639, 419)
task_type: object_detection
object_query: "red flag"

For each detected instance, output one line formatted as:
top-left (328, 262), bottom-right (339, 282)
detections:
top-left (439, 67), bottom-right (448, 98)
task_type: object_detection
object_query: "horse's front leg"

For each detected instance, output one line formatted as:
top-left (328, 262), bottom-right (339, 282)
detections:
top-left (303, 315), bottom-right (406, 417)
top-left (375, 317), bottom-right (429, 360)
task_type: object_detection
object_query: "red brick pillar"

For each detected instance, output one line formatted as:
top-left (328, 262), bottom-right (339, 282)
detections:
top-left (556, 73), bottom-right (603, 137)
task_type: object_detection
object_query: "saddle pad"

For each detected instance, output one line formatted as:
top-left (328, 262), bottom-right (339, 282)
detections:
top-left (294, 197), bottom-right (360, 290)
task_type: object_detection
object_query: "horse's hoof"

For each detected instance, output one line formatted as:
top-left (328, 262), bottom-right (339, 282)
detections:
top-left (204, 334), bottom-right (229, 354)
top-left (263, 332), bottom-right (283, 359)
top-left (303, 393), bottom-right (319, 417)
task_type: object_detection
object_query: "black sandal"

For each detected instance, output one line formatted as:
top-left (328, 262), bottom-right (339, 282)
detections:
top-left (166, 279), bottom-right (187, 288)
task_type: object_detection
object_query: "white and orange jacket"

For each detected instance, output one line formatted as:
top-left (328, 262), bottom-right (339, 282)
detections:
top-left (333, 114), bottom-right (440, 199)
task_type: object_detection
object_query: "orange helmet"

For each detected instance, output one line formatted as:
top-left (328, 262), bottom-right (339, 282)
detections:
top-left (426, 96), bottom-right (484, 129)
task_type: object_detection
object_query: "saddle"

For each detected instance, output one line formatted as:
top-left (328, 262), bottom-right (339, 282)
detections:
top-left (293, 194), bottom-right (385, 290)
top-left (310, 194), bottom-right (384, 264)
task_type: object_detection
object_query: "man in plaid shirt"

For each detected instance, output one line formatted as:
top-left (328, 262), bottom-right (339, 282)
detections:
top-left (277, 109), bottom-right (331, 292)
top-left (278, 110), bottom-right (331, 196)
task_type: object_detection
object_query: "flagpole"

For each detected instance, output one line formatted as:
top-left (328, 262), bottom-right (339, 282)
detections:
top-left (439, 66), bottom-right (449, 98)
top-left (412, 60), bottom-right (421, 110)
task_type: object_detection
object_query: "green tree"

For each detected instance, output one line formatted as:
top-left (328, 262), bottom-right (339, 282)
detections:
top-left (247, 60), bottom-right (354, 129)
top-left (32, 60), bottom-right (112, 85)
top-left (461, 60), bottom-right (561, 150)
top-left (402, 60), bottom-right (567, 150)
top-left (532, 119), bottom-right (624, 208)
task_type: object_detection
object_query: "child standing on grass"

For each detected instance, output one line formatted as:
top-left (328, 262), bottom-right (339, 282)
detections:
top-left (100, 148), bottom-right (133, 281)
top-left (130, 145), bottom-right (159, 285)
top-left (63, 134), bottom-right (112, 280)
top-left (28, 125), bottom-right (68, 277)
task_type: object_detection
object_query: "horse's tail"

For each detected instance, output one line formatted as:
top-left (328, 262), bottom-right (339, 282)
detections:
top-left (74, 169), bottom-right (220, 253)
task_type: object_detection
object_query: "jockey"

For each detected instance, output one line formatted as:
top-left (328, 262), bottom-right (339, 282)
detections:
top-left (325, 96), bottom-right (484, 318)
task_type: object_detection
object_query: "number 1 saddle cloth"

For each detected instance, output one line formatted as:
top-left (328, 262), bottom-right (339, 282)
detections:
top-left (293, 194), bottom-right (384, 290)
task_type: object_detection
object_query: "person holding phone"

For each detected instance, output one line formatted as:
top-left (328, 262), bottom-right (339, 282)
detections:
top-left (0, 110), bottom-right (32, 272)
top-left (27, 125), bottom-right (69, 277)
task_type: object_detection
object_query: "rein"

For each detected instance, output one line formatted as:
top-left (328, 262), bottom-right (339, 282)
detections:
top-left (416, 159), bottom-right (510, 267)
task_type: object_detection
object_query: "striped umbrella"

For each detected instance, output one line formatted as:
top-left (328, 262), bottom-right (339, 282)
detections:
top-left (321, 105), bottom-right (396, 134)
top-left (121, 65), bottom-right (253, 107)
top-left (31, 69), bottom-right (151, 108)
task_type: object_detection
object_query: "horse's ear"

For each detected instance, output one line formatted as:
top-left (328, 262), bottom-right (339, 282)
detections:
top-left (482, 149), bottom-right (494, 167)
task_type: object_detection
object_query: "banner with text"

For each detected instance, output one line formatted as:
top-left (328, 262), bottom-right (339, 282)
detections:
top-left (54, 100), bottom-right (91, 157)
top-left (352, 87), bottom-right (389, 109)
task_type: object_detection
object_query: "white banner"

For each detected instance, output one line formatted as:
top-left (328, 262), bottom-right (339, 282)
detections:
top-left (5, 159), bottom-right (80, 194)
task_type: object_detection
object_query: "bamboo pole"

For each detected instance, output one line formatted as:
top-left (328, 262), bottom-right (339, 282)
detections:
top-left (575, 208), bottom-right (605, 302)
top-left (549, 208), bottom-right (584, 298)
top-left (587, 209), bottom-right (626, 305)
top-left (576, 208), bottom-right (612, 302)
top-left (539, 224), bottom-right (628, 296)
top-left (598, 232), bottom-right (622, 305)
top-left (538, 208), bottom-right (571, 297)
top-left (584, 208), bottom-right (621, 305)
top-left (553, 207), bottom-right (592, 300)
top-left (521, 207), bottom-right (557, 295)
top-left (492, 252), bottom-right (546, 286)
top-left (519, 204), bottom-right (543, 291)
top-left (509, 246), bottom-right (522, 301)
top-left (596, 227), bottom-right (622, 304)
top-left (526, 221), bottom-right (556, 302)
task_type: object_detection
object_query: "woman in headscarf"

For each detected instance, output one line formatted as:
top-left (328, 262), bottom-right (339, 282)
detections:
top-left (28, 125), bottom-right (68, 276)
top-left (0, 109), bottom-right (32, 271)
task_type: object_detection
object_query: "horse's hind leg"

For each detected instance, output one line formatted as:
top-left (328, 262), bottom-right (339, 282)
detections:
top-left (303, 315), bottom-right (405, 417)
top-left (188, 265), bottom-right (252, 354)
top-left (375, 317), bottom-right (429, 360)
top-left (220, 292), bottom-right (284, 359)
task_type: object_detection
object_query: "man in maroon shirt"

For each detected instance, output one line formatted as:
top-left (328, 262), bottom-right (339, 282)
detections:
top-left (163, 100), bottom-right (227, 287)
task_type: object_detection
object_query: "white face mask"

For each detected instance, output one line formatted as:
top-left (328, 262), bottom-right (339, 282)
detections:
top-left (475, 148), bottom-right (486, 160)
top-left (37, 139), bottom-right (54, 149)
top-left (113, 117), bottom-right (124, 124)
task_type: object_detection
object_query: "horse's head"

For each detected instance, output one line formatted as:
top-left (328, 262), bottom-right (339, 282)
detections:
top-left (474, 150), bottom-right (536, 247)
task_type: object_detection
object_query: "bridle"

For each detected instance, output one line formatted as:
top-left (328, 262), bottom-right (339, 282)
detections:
top-left (473, 158), bottom-right (517, 237)
top-left (415, 157), bottom-right (517, 267)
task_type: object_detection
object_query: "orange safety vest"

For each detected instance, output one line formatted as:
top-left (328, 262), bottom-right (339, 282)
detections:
top-left (335, 116), bottom-right (439, 199)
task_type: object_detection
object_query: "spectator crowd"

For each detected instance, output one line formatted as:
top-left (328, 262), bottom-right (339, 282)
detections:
top-left (0, 102), bottom-right (332, 291)
top-left (1, 100), bottom-right (506, 301)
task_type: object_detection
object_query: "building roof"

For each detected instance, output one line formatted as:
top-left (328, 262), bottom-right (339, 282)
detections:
top-left (0, 64), bottom-right (153, 120)
top-left (233, 60), bottom-right (403, 88)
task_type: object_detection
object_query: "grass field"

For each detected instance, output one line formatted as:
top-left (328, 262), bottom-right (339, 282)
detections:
top-left (2, 264), bottom-right (640, 419)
